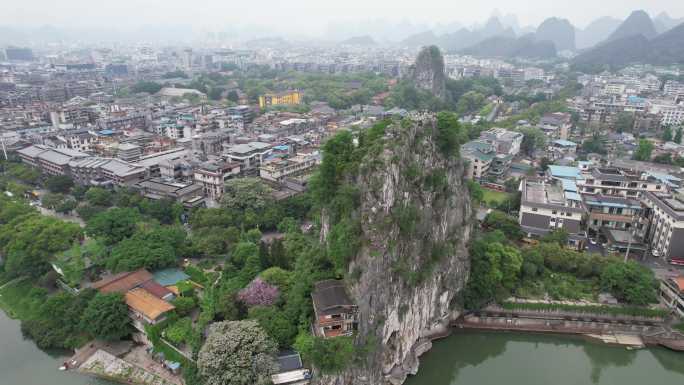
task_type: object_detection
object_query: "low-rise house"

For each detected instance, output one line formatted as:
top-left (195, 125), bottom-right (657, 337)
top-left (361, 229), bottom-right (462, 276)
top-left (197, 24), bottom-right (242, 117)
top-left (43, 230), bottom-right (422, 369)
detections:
top-left (91, 269), bottom-right (177, 332)
top-left (461, 141), bottom-right (495, 180)
top-left (601, 227), bottom-right (646, 256)
top-left (578, 167), bottom-right (664, 198)
top-left (117, 143), bottom-right (142, 162)
top-left (125, 288), bottom-right (176, 328)
top-left (549, 139), bottom-right (577, 159)
top-left (311, 280), bottom-right (358, 338)
top-left (17, 144), bottom-right (88, 176)
top-left (519, 178), bottom-right (585, 248)
top-left (271, 351), bottom-right (311, 385)
top-left (260, 153), bottom-right (319, 183)
top-left (223, 142), bottom-right (272, 172)
top-left (135, 178), bottom-right (204, 206)
top-left (193, 161), bottom-right (241, 201)
top-left (659, 276), bottom-right (684, 318)
top-left (478, 128), bottom-right (523, 156)
top-left (539, 112), bottom-right (572, 140)
top-left (584, 195), bottom-right (642, 235)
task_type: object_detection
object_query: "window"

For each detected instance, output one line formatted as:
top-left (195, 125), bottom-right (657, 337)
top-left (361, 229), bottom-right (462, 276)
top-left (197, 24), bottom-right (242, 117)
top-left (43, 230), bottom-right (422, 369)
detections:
top-left (552, 210), bottom-right (557, 215)
top-left (656, 185), bottom-right (662, 190)
top-left (532, 208), bottom-right (538, 212)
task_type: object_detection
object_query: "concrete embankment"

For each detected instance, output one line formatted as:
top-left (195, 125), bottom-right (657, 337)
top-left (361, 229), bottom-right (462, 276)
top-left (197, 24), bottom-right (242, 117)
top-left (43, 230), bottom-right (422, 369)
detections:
top-left (452, 310), bottom-right (684, 351)
top-left (69, 340), bottom-right (183, 385)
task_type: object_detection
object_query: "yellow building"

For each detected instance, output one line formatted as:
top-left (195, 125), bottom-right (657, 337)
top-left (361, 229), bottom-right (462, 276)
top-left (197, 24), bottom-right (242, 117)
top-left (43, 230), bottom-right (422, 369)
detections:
top-left (259, 90), bottom-right (302, 109)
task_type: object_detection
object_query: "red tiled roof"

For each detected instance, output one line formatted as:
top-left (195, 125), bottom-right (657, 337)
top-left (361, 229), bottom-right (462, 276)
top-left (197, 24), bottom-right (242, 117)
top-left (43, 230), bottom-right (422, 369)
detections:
top-left (125, 288), bottom-right (175, 321)
top-left (140, 280), bottom-right (174, 299)
top-left (674, 276), bottom-right (684, 292)
top-left (91, 269), bottom-right (153, 294)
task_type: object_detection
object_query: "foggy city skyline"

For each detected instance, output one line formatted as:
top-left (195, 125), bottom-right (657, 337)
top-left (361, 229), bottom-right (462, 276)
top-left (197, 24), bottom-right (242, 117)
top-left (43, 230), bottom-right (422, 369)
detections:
top-left (2, 0), bottom-right (684, 40)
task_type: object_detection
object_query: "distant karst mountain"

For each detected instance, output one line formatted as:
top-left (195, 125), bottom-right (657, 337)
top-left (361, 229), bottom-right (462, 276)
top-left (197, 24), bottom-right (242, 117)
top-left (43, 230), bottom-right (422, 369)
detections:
top-left (461, 35), bottom-right (557, 59)
top-left (400, 16), bottom-right (515, 53)
top-left (653, 12), bottom-right (684, 33)
top-left (535, 17), bottom-right (575, 51)
top-left (576, 16), bottom-right (622, 49)
top-left (400, 31), bottom-right (439, 47)
top-left (340, 35), bottom-right (376, 46)
top-left (573, 20), bottom-right (684, 71)
top-left (604, 10), bottom-right (657, 43)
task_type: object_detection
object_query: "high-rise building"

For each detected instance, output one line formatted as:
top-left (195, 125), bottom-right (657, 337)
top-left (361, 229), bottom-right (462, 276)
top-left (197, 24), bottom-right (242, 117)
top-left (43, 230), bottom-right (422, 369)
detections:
top-left (5, 46), bottom-right (34, 61)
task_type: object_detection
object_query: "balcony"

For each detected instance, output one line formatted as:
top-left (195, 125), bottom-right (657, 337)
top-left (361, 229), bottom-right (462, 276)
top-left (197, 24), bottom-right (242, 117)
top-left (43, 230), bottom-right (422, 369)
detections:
top-left (323, 328), bottom-right (353, 338)
top-left (589, 212), bottom-right (634, 223)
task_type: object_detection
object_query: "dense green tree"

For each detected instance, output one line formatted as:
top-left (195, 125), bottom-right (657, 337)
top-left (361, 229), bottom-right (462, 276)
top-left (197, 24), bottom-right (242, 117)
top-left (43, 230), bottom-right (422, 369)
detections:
top-left (80, 292), bottom-right (130, 341)
top-left (541, 229), bottom-right (569, 246)
top-left (193, 226), bottom-right (240, 257)
top-left (221, 178), bottom-right (274, 213)
top-left (55, 198), bottom-right (77, 214)
top-left (675, 126), bottom-right (683, 144)
top-left (633, 139), bottom-right (654, 161)
top-left (85, 187), bottom-right (113, 207)
top-left (259, 267), bottom-right (293, 291)
top-left (85, 207), bottom-right (141, 245)
top-left (435, 112), bottom-right (467, 157)
top-left (327, 217), bottom-right (361, 276)
top-left (45, 175), bottom-right (74, 193)
top-left (5, 163), bottom-right (40, 185)
top-left (172, 296), bottom-right (197, 316)
top-left (0, 213), bottom-right (82, 278)
top-left (20, 289), bottom-right (96, 349)
top-left (162, 70), bottom-right (188, 79)
top-left (483, 211), bottom-right (524, 241)
top-left (464, 231), bottom-right (522, 308)
top-left (107, 226), bottom-right (187, 272)
top-left (309, 130), bottom-right (356, 206)
top-left (456, 91), bottom-right (486, 115)
top-left (41, 192), bottom-right (66, 210)
top-left (248, 306), bottom-right (297, 348)
top-left (467, 180), bottom-right (484, 203)
top-left (132, 81), bottom-right (162, 94)
top-left (600, 261), bottom-right (657, 305)
top-left (165, 317), bottom-right (193, 345)
top-left (293, 333), bottom-right (355, 373)
top-left (662, 126), bottom-right (674, 142)
top-left (227, 90), bottom-right (240, 103)
top-left (582, 134), bottom-right (607, 155)
top-left (75, 203), bottom-right (105, 221)
top-left (518, 127), bottom-right (546, 156)
top-left (197, 320), bottom-right (278, 385)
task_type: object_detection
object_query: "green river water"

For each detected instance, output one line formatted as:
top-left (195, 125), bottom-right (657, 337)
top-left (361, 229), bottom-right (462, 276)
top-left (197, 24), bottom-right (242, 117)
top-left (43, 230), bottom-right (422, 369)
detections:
top-left (405, 331), bottom-right (684, 385)
top-left (0, 310), bottom-right (116, 385)
top-left (3, 307), bottom-right (683, 385)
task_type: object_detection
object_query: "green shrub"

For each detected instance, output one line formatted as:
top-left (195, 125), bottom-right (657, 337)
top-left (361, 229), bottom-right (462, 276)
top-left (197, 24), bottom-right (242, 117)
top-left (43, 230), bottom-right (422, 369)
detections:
top-left (172, 296), bottom-right (196, 316)
top-left (500, 301), bottom-right (667, 318)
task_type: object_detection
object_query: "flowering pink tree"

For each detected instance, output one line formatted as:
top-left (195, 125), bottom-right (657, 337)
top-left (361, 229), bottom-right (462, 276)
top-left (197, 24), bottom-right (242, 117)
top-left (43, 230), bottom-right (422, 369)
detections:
top-left (238, 277), bottom-right (279, 307)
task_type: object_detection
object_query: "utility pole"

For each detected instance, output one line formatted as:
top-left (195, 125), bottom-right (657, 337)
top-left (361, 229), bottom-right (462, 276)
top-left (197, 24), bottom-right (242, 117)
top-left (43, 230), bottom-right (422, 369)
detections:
top-left (0, 135), bottom-right (7, 160)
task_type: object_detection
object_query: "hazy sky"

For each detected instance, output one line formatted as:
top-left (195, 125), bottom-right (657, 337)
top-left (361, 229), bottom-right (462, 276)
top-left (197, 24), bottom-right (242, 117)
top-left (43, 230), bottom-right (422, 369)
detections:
top-left (2, 0), bottom-right (683, 32)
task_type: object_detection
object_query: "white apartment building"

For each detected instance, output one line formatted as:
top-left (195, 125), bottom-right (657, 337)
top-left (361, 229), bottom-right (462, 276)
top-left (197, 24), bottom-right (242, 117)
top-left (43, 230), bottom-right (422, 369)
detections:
top-left (640, 191), bottom-right (684, 259)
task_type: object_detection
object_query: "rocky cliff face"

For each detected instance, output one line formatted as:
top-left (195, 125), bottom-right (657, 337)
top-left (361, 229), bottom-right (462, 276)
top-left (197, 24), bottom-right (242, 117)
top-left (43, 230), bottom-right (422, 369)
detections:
top-left (409, 46), bottom-right (446, 99)
top-left (316, 116), bottom-right (472, 385)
